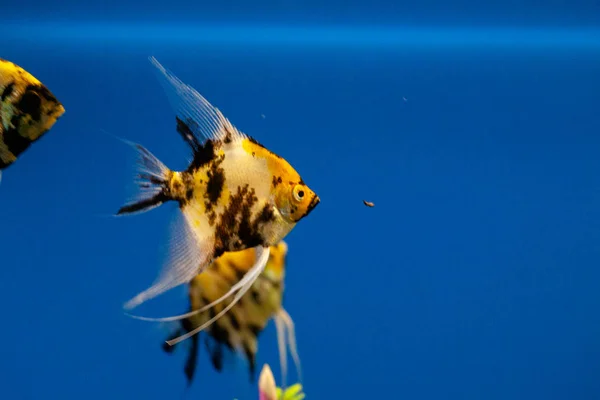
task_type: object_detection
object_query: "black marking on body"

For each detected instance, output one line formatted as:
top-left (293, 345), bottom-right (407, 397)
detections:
top-left (271, 281), bottom-right (282, 292)
top-left (189, 138), bottom-right (216, 169)
top-left (2, 96), bottom-right (33, 158)
top-left (240, 203), bottom-right (276, 251)
top-left (237, 203), bottom-right (261, 253)
top-left (248, 323), bottom-right (262, 337)
top-left (171, 180), bottom-right (182, 193)
top-left (40, 86), bottom-right (60, 104)
top-left (3, 124), bottom-right (31, 157)
top-left (214, 184), bottom-right (259, 254)
top-left (204, 154), bottom-right (225, 225)
top-left (0, 83), bottom-right (62, 166)
top-left (171, 172), bottom-right (194, 207)
top-left (117, 192), bottom-right (169, 215)
top-left (246, 136), bottom-right (263, 148)
top-left (204, 337), bottom-right (225, 372)
top-left (209, 317), bottom-right (234, 354)
top-left (223, 124), bottom-right (234, 144)
top-left (176, 117), bottom-right (220, 172)
top-left (206, 156), bottom-right (225, 204)
top-left (176, 117), bottom-right (203, 153)
top-left (199, 294), bottom-right (213, 310)
top-left (247, 135), bottom-right (283, 160)
top-left (272, 175), bottom-right (282, 188)
top-left (228, 312), bottom-right (241, 330)
top-left (1, 82), bottom-right (14, 101)
top-left (17, 87), bottom-right (42, 121)
top-left (180, 316), bottom-right (195, 334)
top-left (20, 84), bottom-right (60, 121)
top-left (250, 288), bottom-right (261, 305)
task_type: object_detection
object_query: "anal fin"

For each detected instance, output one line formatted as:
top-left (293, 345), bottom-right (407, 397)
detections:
top-left (123, 206), bottom-right (216, 310)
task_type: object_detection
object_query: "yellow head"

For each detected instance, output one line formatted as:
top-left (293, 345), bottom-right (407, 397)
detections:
top-left (241, 137), bottom-right (320, 224)
top-left (271, 169), bottom-right (320, 223)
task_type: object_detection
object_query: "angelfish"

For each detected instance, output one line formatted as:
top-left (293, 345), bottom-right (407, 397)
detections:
top-left (162, 241), bottom-right (301, 389)
top-left (117, 57), bottom-right (319, 344)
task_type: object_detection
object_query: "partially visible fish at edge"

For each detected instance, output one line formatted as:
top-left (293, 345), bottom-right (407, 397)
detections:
top-left (117, 57), bottom-right (320, 345)
top-left (0, 58), bottom-right (65, 183)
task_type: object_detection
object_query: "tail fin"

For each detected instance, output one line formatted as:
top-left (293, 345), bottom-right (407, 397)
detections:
top-left (116, 140), bottom-right (172, 216)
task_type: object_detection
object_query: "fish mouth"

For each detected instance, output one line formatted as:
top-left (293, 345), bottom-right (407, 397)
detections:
top-left (293, 194), bottom-right (320, 222)
top-left (305, 194), bottom-right (320, 216)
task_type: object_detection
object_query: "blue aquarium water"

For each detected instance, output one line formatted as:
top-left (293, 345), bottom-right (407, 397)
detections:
top-left (1, 0), bottom-right (600, 399)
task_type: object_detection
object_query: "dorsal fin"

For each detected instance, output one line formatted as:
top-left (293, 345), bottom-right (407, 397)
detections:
top-left (149, 56), bottom-right (246, 147)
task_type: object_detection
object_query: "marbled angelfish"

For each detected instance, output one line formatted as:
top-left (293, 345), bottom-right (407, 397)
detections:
top-left (0, 58), bottom-right (65, 182)
top-left (117, 57), bottom-right (319, 344)
top-left (162, 241), bottom-right (301, 389)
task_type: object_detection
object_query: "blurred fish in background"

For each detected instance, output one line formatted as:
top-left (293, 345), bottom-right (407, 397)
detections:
top-left (163, 241), bottom-right (302, 390)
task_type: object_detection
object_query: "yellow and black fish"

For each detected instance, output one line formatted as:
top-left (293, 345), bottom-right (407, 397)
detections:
top-left (118, 57), bottom-right (319, 344)
top-left (163, 241), bottom-right (301, 388)
top-left (0, 58), bottom-right (64, 181)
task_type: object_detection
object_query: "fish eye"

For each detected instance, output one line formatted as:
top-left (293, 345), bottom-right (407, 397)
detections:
top-left (292, 185), bottom-right (305, 202)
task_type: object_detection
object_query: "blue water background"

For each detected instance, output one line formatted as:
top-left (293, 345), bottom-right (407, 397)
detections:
top-left (1, 1), bottom-right (600, 399)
